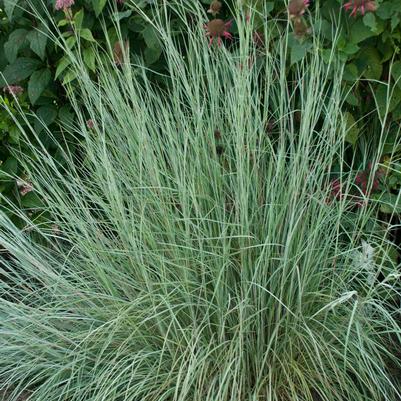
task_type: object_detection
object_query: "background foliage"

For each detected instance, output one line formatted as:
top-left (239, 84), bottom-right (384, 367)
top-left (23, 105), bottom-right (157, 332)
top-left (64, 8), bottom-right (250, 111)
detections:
top-left (0, 0), bottom-right (400, 225)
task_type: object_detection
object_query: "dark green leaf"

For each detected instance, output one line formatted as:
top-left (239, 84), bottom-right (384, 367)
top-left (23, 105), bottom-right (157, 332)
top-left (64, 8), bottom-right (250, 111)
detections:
top-left (4, 29), bottom-right (29, 63)
top-left (345, 91), bottom-right (359, 106)
top-left (55, 56), bottom-right (72, 79)
top-left (58, 105), bottom-right (75, 127)
top-left (127, 15), bottom-right (145, 32)
top-left (375, 84), bottom-right (401, 119)
top-left (142, 26), bottom-right (161, 49)
top-left (34, 106), bottom-right (58, 132)
top-left (114, 10), bottom-right (132, 21)
top-left (21, 191), bottom-right (44, 209)
top-left (83, 47), bottom-right (96, 72)
top-left (350, 19), bottom-right (378, 43)
top-left (1, 156), bottom-right (18, 177)
top-left (144, 47), bottom-right (162, 65)
top-left (65, 36), bottom-right (77, 49)
top-left (74, 9), bottom-right (85, 30)
top-left (379, 193), bottom-right (401, 214)
top-left (362, 13), bottom-right (377, 32)
top-left (0, 57), bottom-right (41, 85)
top-left (62, 70), bottom-right (78, 85)
top-left (27, 28), bottom-right (48, 60)
top-left (342, 42), bottom-right (359, 56)
top-left (344, 112), bottom-right (359, 145)
top-left (343, 63), bottom-right (359, 81)
top-left (79, 28), bottom-right (95, 42)
top-left (8, 125), bottom-right (20, 144)
top-left (28, 69), bottom-right (52, 104)
top-left (92, 0), bottom-right (107, 17)
top-left (391, 14), bottom-right (400, 31)
top-left (4, 0), bottom-right (19, 20)
top-left (392, 61), bottom-right (401, 90)
top-left (290, 40), bottom-right (312, 65)
top-left (355, 47), bottom-right (382, 80)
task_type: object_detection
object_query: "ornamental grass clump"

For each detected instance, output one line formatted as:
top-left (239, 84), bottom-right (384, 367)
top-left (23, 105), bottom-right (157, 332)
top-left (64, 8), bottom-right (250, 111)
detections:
top-left (0, 2), bottom-right (400, 400)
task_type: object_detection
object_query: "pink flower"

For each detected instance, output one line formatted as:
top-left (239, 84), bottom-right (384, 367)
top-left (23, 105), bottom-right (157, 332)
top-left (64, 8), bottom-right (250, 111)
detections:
top-left (288, 0), bottom-right (310, 19)
top-left (293, 18), bottom-right (311, 37)
top-left (3, 85), bottom-right (24, 96)
top-left (16, 179), bottom-right (33, 196)
top-left (330, 179), bottom-right (343, 200)
top-left (55, 0), bottom-right (74, 11)
top-left (204, 19), bottom-right (232, 47)
top-left (86, 119), bottom-right (94, 129)
top-left (343, 0), bottom-right (377, 16)
top-left (207, 0), bottom-right (222, 16)
top-left (354, 162), bottom-right (383, 195)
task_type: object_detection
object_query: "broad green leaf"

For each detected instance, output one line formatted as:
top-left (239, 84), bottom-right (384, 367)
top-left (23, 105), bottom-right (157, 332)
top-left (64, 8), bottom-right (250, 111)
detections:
top-left (21, 192), bottom-right (44, 209)
top-left (392, 102), bottom-right (401, 120)
top-left (391, 61), bottom-right (401, 90)
top-left (27, 27), bottom-right (48, 60)
top-left (350, 19), bottom-right (377, 43)
top-left (0, 157), bottom-right (18, 186)
top-left (127, 15), bottom-right (145, 33)
top-left (290, 40), bottom-right (311, 65)
top-left (114, 10), bottom-right (132, 21)
top-left (83, 47), bottom-right (96, 72)
top-left (345, 92), bottom-right (359, 106)
top-left (380, 40), bottom-right (396, 62)
top-left (58, 105), bottom-right (75, 127)
top-left (383, 132), bottom-right (401, 154)
top-left (8, 125), bottom-right (20, 144)
top-left (142, 26), bottom-right (161, 49)
top-left (4, 0), bottom-right (19, 20)
top-left (0, 37), bottom-right (7, 70)
top-left (362, 13), bottom-right (377, 32)
top-left (0, 57), bottom-right (41, 85)
top-left (355, 47), bottom-right (382, 80)
top-left (92, 0), bottom-right (107, 17)
top-left (28, 69), bottom-right (52, 104)
top-left (265, 2), bottom-right (274, 13)
top-left (343, 63), bottom-right (359, 81)
top-left (144, 47), bottom-right (162, 65)
top-left (55, 56), bottom-right (72, 79)
top-left (376, 1), bottom-right (395, 19)
top-left (1, 156), bottom-right (18, 177)
top-left (379, 193), bottom-right (401, 214)
top-left (34, 106), bottom-right (57, 132)
top-left (107, 27), bottom-right (119, 44)
top-left (4, 29), bottom-right (29, 63)
top-left (62, 70), bottom-right (78, 85)
top-left (342, 42), bottom-right (359, 56)
top-left (57, 19), bottom-right (70, 27)
top-left (344, 112), bottom-right (359, 145)
top-left (321, 49), bottom-right (333, 64)
top-left (79, 29), bottom-right (96, 42)
top-left (391, 15), bottom-right (400, 31)
top-left (318, 19), bottom-right (334, 41)
top-left (66, 36), bottom-right (77, 49)
top-left (390, 86), bottom-right (401, 112)
top-left (74, 9), bottom-right (85, 30)
top-left (375, 84), bottom-right (401, 119)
